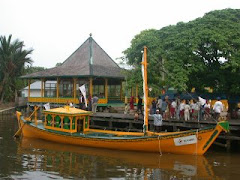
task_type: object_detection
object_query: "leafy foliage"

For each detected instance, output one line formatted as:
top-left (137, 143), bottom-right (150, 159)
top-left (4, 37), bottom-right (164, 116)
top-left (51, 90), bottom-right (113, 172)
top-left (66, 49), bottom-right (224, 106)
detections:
top-left (0, 35), bottom-right (33, 102)
top-left (123, 9), bottom-right (240, 96)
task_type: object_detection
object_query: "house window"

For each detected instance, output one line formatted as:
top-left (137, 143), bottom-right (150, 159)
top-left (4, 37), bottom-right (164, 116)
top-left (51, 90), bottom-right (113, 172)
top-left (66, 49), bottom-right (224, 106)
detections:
top-left (59, 80), bottom-right (73, 97)
top-left (93, 85), bottom-right (105, 98)
top-left (44, 82), bottom-right (56, 97)
top-left (108, 85), bottom-right (120, 97)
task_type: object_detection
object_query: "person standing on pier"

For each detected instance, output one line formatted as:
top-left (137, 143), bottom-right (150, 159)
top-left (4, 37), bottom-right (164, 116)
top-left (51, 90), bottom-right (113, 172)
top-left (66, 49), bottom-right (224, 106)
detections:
top-left (157, 96), bottom-right (162, 112)
top-left (92, 94), bottom-right (99, 113)
top-left (204, 100), bottom-right (211, 120)
top-left (151, 99), bottom-right (157, 114)
top-left (170, 99), bottom-right (177, 119)
top-left (87, 95), bottom-right (92, 111)
top-left (137, 95), bottom-right (143, 115)
top-left (149, 109), bottom-right (163, 132)
top-left (175, 96), bottom-right (181, 120)
top-left (213, 97), bottom-right (223, 121)
top-left (79, 93), bottom-right (85, 109)
top-left (161, 99), bottom-right (168, 120)
top-left (130, 96), bottom-right (134, 110)
top-left (179, 100), bottom-right (185, 120)
top-left (184, 100), bottom-right (191, 121)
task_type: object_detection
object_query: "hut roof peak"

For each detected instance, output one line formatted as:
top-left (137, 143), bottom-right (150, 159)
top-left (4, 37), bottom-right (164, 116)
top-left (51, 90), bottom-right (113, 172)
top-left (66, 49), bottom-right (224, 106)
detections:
top-left (21, 36), bottom-right (124, 79)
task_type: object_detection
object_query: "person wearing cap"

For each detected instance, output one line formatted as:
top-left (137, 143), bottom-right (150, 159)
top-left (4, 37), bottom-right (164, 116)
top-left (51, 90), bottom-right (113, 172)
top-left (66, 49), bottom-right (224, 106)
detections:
top-left (213, 97), bottom-right (223, 121)
top-left (149, 109), bottom-right (163, 132)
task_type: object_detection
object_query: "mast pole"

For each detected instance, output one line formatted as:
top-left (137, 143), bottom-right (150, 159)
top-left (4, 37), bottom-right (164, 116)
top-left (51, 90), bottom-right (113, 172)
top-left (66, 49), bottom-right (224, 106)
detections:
top-left (142, 46), bottom-right (149, 134)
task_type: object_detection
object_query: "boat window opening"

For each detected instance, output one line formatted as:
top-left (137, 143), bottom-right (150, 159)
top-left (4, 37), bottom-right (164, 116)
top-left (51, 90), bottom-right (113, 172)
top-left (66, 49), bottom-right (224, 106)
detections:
top-left (77, 117), bottom-right (84, 132)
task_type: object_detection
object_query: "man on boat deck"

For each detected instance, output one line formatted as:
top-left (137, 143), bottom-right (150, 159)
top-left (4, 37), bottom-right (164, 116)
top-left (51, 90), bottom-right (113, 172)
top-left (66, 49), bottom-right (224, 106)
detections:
top-left (149, 109), bottom-right (163, 132)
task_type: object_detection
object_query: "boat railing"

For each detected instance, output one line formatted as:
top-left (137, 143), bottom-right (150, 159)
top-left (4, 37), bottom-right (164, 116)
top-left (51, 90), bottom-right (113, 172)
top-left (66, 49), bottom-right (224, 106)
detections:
top-left (24, 106), bottom-right (40, 125)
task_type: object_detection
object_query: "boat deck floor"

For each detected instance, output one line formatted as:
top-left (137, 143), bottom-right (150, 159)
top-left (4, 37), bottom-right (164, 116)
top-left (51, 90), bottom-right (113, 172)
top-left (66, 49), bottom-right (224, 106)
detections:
top-left (32, 122), bottom-right (146, 139)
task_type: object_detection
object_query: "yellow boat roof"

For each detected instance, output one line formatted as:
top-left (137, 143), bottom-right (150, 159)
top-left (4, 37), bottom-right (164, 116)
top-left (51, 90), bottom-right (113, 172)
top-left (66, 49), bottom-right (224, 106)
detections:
top-left (43, 106), bottom-right (91, 115)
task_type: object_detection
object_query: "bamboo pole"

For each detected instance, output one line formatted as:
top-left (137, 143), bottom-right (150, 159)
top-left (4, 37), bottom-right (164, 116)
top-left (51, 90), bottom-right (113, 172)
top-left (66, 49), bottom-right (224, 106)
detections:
top-left (73, 78), bottom-right (77, 100)
top-left (28, 79), bottom-right (31, 101)
top-left (105, 78), bottom-right (108, 102)
top-left (120, 80), bottom-right (122, 101)
top-left (142, 46), bottom-right (149, 133)
top-left (41, 79), bottom-right (44, 98)
top-left (34, 106), bottom-right (38, 126)
top-left (136, 84), bottom-right (138, 102)
top-left (57, 78), bottom-right (59, 98)
top-left (43, 79), bottom-right (45, 97)
top-left (89, 78), bottom-right (93, 97)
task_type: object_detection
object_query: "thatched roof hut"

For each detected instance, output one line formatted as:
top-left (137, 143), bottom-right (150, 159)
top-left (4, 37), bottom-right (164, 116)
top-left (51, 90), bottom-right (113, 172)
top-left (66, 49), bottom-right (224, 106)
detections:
top-left (22, 35), bottom-right (124, 79)
top-left (23, 35), bottom-right (126, 106)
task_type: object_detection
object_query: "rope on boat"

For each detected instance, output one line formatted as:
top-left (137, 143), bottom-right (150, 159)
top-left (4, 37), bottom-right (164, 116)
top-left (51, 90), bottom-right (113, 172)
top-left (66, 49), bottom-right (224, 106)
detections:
top-left (158, 135), bottom-right (162, 156)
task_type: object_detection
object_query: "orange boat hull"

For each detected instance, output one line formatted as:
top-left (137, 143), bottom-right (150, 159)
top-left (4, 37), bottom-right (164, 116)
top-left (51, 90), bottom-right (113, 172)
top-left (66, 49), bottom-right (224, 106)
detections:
top-left (19, 118), bottom-right (227, 155)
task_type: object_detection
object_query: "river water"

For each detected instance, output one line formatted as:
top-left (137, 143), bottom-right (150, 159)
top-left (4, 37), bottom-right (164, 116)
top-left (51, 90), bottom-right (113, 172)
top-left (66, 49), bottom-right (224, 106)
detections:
top-left (0, 112), bottom-right (240, 180)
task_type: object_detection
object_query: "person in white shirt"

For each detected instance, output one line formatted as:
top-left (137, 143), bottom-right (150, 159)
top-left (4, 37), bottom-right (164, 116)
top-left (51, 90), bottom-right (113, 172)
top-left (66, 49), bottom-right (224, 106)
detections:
top-left (213, 97), bottom-right (223, 121)
top-left (184, 100), bottom-right (191, 121)
top-left (204, 100), bottom-right (211, 120)
top-left (192, 99), bottom-right (200, 121)
top-left (198, 96), bottom-right (206, 121)
top-left (149, 109), bottom-right (163, 132)
top-left (179, 100), bottom-right (185, 120)
top-left (157, 96), bottom-right (162, 111)
top-left (170, 99), bottom-right (177, 119)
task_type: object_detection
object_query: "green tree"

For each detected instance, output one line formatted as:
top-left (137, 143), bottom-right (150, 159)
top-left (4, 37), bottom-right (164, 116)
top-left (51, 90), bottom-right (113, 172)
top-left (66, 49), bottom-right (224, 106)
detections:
top-left (24, 66), bottom-right (45, 75)
top-left (55, 62), bottom-right (62, 67)
top-left (124, 9), bottom-right (240, 96)
top-left (123, 29), bottom-right (164, 96)
top-left (0, 35), bottom-right (33, 102)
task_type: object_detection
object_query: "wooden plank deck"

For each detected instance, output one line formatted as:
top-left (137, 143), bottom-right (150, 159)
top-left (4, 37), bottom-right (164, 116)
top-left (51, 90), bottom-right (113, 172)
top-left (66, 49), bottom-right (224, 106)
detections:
top-left (91, 112), bottom-right (240, 130)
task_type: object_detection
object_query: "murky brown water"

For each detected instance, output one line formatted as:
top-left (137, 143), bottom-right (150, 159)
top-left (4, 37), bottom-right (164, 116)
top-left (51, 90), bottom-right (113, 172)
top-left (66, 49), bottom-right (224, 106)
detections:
top-left (0, 112), bottom-right (240, 179)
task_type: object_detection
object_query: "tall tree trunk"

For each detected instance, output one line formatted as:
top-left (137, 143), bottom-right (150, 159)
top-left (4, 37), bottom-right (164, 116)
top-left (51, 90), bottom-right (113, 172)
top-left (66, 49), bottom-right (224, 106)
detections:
top-left (0, 72), bottom-right (9, 103)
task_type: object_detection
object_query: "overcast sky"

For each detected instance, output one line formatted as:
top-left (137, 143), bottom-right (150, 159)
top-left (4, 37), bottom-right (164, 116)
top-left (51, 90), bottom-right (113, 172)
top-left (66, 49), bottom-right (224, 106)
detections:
top-left (1, 0), bottom-right (239, 68)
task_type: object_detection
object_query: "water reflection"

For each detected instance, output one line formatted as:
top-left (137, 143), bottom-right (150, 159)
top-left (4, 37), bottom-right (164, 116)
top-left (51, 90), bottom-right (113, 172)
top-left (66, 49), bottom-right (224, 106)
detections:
top-left (15, 137), bottom-right (217, 179)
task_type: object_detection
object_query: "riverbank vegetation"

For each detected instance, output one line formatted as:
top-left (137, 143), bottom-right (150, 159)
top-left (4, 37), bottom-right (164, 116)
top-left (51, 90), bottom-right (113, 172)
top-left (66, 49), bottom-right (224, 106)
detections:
top-left (0, 35), bottom-right (33, 103)
top-left (0, 35), bottom-right (46, 104)
top-left (123, 9), bottom-right (240, 97)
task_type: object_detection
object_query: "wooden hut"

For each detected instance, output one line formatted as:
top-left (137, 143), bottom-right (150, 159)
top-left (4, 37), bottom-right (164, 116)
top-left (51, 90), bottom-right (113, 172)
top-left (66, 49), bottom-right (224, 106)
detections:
top-left (22, 34), bottom-right (125, 107)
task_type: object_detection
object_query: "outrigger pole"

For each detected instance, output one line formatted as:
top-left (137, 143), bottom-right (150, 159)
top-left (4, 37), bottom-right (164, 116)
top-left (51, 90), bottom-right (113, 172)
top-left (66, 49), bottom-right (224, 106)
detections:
top-left (142, 46), bottom-right (149, 134)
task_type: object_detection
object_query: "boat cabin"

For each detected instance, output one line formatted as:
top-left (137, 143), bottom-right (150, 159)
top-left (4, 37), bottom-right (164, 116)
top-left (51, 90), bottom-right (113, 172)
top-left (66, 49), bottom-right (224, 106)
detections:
top-left (43, 106), bottom-right (91, 133)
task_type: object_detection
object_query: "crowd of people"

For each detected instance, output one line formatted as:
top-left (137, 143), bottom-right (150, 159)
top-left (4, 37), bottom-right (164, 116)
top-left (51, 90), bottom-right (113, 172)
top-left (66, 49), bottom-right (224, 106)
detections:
top-left (125, 95), bottom-right (225, 132)
top-left (155, 96), bottom-right (224, 122)
top-left (126, 95), bottom-right (225, 122)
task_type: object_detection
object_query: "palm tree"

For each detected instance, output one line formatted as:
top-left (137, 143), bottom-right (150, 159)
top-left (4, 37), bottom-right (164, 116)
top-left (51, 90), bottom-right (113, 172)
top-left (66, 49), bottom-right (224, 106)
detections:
top-left (0, 35), bottom-right (33, 103)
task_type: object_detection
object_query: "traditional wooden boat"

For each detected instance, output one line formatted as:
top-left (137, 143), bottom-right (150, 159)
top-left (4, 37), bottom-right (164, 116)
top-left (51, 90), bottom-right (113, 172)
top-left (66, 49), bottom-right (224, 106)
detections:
top-left (15, 108), bottom-right (229, 155)
top-left (15, 47), bottom-right (229, 155)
